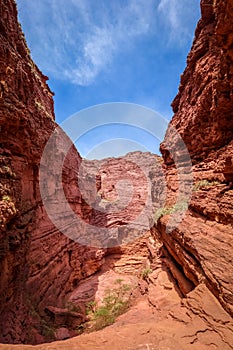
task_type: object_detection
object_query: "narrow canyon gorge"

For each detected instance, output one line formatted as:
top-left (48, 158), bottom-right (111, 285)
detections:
top-left (0, 0), bottom-right (232, 349)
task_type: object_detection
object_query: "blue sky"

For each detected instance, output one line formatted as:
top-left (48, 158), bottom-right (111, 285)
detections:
top-left (16, 0), bottom-right (200, 159)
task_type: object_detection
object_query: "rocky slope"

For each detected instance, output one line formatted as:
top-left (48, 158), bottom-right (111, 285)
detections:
top-left (159, 0), bottom-right (233, 317)
top-left (0, 0), bottom-right (232, 349)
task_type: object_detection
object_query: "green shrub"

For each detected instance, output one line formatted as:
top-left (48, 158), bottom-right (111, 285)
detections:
top-left (92, 305), bottom-right (115, 330)
top-left (154, 201), bottom-right (188, 222)
top-left (86, 300), bottom-right (97, 314)
top-left (171, 201), bottom-right (189, 212)
top-left (193, 180), bottom-right (220, 191)
top-left (141, 268), bottom-right (152, 280)
top-left (88, 279), bottom-right (131, 331)
top-left (154, 207), bottom-right (170, 222)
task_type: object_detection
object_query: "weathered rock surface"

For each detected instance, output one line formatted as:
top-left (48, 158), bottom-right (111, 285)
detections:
top-left (0, 282), bottom-right (232, 350)
top-left (78, 153), bottom-right (164, 246)
top-left (157, 0), bottom-right (233, 321)
top-left (0, 0), bottom-right (233, 348)
top-left (0, 2), bottom-right (167, 344)
top-left (161, 0), bottom-right (233, 164)
top-left (0, 0), bottom-right (106, 344)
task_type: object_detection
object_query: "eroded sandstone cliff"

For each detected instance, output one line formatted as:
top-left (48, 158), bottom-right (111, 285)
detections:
top-left (0, 0), bottom-right (232, 349)
top-left (161, 0), bottom-right (233, 163)
top-left (159, 0), bottom-right (233, 317)
top-left (0, 0), bottom-right (106, 343)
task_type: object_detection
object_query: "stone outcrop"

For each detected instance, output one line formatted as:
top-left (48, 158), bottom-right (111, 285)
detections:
top-left (0, 2), bottom-right (167, 343)
top-left (1, 280), bottom-right (232, 350)
top-left (79, 152), bottom-right (164, 246)
top-left (0, 0), bottom-right (106, 344)
top-left (0, 0), bottom-right (233, 348)
top-left (158, 0), bottom-right (233, 317)
top-left (161, 0), bottom-right (233, 164)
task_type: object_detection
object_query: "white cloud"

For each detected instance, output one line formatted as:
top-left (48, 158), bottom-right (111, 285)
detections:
top-left (16, 0), bottom-right (200, 86)
top-left (157, 0), bottom-right (200, 44)
top-left (65, 26), bottom-right (115, 85)
top-left (17, 0), bottom-right (155, 86)
top-left (158, 0), bottom-right (179, 30)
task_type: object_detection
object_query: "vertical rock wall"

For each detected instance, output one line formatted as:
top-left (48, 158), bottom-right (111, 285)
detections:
top-left (0, 0), bottom-right (105, 343)
top-left (158, 0), bottom-right (233, 316)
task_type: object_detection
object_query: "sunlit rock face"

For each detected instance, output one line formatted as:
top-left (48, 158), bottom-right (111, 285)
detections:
top-left (0, 1), bottom-right (163, 343)
top-left (161, 0), bottom-right (233, 164)
top-left (0, 0), bottom-right (233, 348)
top-left (158, 0), bottom-right (233, 317)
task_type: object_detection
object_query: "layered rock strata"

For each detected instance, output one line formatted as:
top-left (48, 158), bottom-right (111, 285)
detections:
top-left (0, 0), bottom-right (232, 348)
top-left (159, 0), bottom-right (233, 316)
top-left (0, 0), bottom-right (106, 343)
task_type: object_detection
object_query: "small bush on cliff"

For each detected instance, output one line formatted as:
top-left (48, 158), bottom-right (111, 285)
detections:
top-left (154, 201), bottom-right (188, 222)
top-left (141, 268), bottom-right (152, 280)
top-left (154, 207), bottom-right (171, 222)
top-left (86, 300), bottom-right (97, 314)
top-left (193, 180), bottom-right (220, 191)
top-left (87, 279), bottom-right (131, 331)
